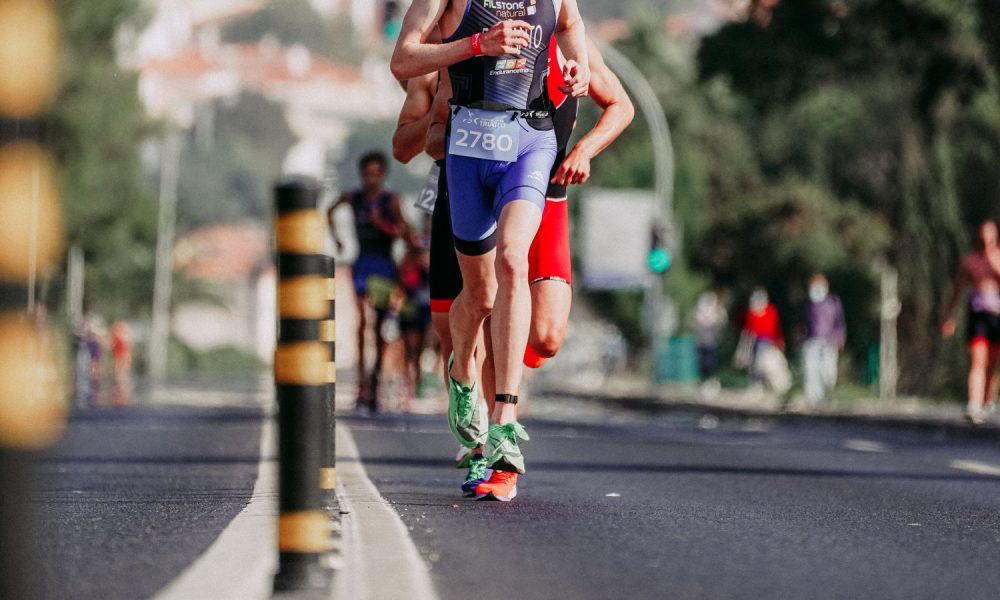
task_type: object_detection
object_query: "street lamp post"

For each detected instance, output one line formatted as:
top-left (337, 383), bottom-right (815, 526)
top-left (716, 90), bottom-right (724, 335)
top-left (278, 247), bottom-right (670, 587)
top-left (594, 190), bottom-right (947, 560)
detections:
top-left (594, 40), bottom-right (678, 380)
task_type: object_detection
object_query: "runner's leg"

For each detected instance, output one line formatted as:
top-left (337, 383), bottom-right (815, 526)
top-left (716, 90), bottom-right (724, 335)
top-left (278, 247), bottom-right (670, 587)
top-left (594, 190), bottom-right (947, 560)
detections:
top-left (527, 281), bottom-right (572, 366)
top-left (525, 198), bottom-right (573, 368)
top-left (355, 295), bottom-right (368, 404)
top-left (491, 201), bottom-right (543, 424)
top-left (449, 253), bottom-right (497, 384)
top-left (968, 339), bottom-right (989, 416)
top-left (986, 343), bottom-right (1000, 411)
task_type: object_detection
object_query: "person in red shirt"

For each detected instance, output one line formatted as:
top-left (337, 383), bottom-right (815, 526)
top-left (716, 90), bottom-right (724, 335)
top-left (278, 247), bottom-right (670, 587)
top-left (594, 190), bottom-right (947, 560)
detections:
top-left (742, 287), bottom-right (789, 392)
top-left (743, 287), bottom-right (784, 349)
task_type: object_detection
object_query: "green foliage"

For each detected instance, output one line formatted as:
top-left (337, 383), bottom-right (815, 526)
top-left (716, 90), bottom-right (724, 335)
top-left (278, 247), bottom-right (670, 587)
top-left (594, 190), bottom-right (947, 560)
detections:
top-left (691, 0), bottom-right (1000, 394)
top-left (334, 119), bottom-right (424, 195)
top-left (221, 0), bottom-right (361, 65)
top-left (45, 0), bottom-right (156, 320)
top-left (176, 94), bottom-right (294, 232)
top-left (585, 0), bottom-right (1000, 395)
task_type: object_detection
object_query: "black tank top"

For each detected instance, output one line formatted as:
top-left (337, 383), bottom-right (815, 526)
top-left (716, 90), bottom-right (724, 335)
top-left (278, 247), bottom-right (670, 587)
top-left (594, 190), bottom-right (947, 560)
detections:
top-left (444, 0), bottom-right (558, 114)
top-left (351, 190), bottom-right (395, 257)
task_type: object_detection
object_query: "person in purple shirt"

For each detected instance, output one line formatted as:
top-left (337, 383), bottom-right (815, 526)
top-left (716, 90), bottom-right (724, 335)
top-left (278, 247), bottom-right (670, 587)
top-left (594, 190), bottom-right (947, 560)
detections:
top-left (803, 273), bottom-right (846, 403)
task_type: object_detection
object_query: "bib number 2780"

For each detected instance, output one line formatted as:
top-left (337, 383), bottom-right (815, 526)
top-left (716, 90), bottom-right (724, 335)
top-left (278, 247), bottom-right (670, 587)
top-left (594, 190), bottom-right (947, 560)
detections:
top-left (448, 106), bottom-right (520, 162)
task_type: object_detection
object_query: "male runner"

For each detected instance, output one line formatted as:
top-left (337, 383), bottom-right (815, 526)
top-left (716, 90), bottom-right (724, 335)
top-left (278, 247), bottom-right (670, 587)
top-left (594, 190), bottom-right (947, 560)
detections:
top-left (398, 37), bottom-right (632, 498)
top-left (392, 0), bottom-right (590, 501)
top-left (329, 152), bottom-right (411, 412)
top-left (941, 220), bottom-right (1000, 424)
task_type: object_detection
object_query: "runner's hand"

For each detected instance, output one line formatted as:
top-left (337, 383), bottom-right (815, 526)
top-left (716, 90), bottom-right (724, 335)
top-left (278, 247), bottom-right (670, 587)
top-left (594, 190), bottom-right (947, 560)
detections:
top-left (560, 60), bottom-right (590, 98)
top-left (942, 318), bottom-right (957, 338)
top-left (480, 20), bottom-right (531, 56)
top-left (551, 148), bottom-right (592, 186)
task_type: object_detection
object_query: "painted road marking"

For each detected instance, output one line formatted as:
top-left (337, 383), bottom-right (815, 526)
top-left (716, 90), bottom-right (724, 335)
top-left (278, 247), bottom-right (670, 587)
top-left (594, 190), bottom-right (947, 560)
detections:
top-left (843, 439), bottom-right (888, 453)
top-left (950, 459), bottom-right (1000, 477)
top-left (155, 415), bottom-right (277, 600)
top-left (336, 423), bottom-right (439, 600)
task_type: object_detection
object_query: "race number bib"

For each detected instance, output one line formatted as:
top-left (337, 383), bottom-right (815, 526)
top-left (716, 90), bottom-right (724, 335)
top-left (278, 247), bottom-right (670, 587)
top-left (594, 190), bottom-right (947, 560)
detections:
top-left (414, 163), bottom-right (439, 214)
top-left (448, 106), bottom-right (520, 162)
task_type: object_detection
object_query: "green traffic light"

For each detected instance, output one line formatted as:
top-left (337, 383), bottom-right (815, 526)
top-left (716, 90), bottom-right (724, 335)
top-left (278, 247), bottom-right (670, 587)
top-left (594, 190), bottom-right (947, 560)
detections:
top-left (384, 20), bottom-right (402, 40)
top-left (648, 247), bottom-right (672, 274)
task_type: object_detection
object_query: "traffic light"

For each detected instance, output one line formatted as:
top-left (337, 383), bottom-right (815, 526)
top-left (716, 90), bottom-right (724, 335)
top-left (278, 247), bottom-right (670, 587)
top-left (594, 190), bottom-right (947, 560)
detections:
top-left (383, 0), bottom-right (402, 41)
top-left (648, 224), bottom-right (672, 274)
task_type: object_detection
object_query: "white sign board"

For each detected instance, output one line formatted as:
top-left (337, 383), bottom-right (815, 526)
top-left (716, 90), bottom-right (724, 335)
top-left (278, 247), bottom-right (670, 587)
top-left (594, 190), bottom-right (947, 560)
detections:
top-left (579, 188), bottom-right (656, 290)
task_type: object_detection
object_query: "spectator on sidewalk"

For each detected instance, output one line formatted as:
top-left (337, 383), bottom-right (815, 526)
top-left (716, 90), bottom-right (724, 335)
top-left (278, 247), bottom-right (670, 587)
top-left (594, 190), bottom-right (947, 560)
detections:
top-left (689, 290), bottom-right (728, 381)
top-left (802, 273), bottom-right (846, 404)
top-left (740, 287), bottom-right (791, 395)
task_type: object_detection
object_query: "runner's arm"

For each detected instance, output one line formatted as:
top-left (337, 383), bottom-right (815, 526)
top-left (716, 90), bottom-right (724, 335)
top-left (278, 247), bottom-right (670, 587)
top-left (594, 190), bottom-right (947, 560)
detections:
top-left (941, 263), bottom-right (969, 336)
top-left (328, 193), bottom-right (351, 251)
top-left (553, 0), bottom-right (590, 97)
top-left (390, 0), bottom-right (531, 81)
top-left (552, 39), bottom-right (634, 185)
top-left (373, 194), bottom-right (414, 244)
top-left (425, 70), bottom-right (453, 161)
top-left (393, 73), bottom-right (437, 163)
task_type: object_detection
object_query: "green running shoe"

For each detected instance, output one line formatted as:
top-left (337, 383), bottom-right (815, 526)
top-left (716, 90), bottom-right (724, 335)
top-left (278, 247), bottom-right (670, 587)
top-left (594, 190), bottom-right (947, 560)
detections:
top-left (485, 422), bottom-right (530, 474)
top-left (461, 454), bottom-right (491, 497)
top-left (447, 353), bottom-right (488, 448)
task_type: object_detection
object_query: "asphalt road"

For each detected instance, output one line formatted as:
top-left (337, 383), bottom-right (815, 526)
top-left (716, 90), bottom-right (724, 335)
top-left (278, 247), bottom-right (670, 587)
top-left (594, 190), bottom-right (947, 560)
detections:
top-left (33, 405), bottom-right (263, 600)
top-left (345, 410), bottom-right (1000, 600)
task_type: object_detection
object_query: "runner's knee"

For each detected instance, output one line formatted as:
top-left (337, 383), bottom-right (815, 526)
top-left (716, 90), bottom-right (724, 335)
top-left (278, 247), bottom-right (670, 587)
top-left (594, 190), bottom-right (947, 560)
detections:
top-left (530, 318), bottom-right (566, 358)
top-left (464, 286), bottom-right (495, 320)
top-left (496, 246), bottom-right (529, 284)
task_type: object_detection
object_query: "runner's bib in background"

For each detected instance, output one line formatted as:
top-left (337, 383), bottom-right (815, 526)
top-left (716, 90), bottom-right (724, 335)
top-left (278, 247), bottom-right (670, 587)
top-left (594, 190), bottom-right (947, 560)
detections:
top-left (414, 163), bottom-right (439, 214)
top-left (448, 106), bottom-right (520, 162)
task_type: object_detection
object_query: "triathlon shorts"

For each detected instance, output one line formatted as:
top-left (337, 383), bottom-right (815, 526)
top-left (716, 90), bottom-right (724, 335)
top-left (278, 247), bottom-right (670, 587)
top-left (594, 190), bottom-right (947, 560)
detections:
top-left (446, 119), bottom-right (557, 256)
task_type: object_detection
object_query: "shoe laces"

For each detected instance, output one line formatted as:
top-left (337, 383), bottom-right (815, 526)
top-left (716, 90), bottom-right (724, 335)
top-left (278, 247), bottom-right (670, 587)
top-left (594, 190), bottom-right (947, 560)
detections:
top-left (455, 382), bottom-right (475, 427)
top-left (487, 422), bottom-right (529, 462)
top-left (466, 455), bottom-right (488, 482)
top-left (492, 422), bottom-right (530, 443)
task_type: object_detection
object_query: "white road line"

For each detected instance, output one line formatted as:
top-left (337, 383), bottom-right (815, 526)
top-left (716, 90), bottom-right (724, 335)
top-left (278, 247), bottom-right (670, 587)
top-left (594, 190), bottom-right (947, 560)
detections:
top-left (950, 459), bottom-right (1000, 477)
top-left (154, 418), bottom-right (277, 600)
top-left (842, 439), bottom-right (888, 453)
top-left (334, 423), bottom-right (439, 600)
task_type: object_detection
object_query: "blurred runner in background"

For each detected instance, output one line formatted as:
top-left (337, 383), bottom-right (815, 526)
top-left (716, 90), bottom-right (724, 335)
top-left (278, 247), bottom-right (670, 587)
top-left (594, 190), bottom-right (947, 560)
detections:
top-left (802, 274), bottom-right (845, 404)
top-left (329, 151), bottom-right (411, 413)
top-left (397, 239), bottom-right (433, 409)
top-left (110, 321), bottom-right (134, 407)
top-left (941, 219), bottom-right (1000, 424)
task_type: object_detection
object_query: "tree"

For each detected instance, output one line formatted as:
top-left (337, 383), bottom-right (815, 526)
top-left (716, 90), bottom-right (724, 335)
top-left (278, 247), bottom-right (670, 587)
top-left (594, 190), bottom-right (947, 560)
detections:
top-left (697, 0), bottom-right (1000, 393)
top-left (45, 0), bottom-right (157, 320)
top-left (221, 0), bottom-right (361, 65)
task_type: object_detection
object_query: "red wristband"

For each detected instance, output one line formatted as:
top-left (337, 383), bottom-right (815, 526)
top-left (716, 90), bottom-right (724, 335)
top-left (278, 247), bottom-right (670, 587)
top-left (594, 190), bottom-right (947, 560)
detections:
top-left (470, 33), bottom-right (483, 56)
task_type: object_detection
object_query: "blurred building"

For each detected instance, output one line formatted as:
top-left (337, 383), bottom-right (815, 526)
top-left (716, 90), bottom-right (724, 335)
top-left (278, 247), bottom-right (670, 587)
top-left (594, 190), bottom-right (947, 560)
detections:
top-left (171, 222), bottom-right (276, 362)
top-left (135, 0), bottom-right (403, 165)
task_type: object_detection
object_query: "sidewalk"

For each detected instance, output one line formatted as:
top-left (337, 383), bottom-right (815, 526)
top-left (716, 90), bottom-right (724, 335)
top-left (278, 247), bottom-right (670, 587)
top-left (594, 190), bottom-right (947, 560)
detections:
top-left (536, 374), bottom-right (1000, 441)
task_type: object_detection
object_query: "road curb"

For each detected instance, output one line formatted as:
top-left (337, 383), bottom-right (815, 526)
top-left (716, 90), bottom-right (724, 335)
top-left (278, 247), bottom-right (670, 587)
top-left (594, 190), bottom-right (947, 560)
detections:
top-left (333, 423), bottom-right (439, 600)
top-left (541, 388), bottom-right (1000, 441)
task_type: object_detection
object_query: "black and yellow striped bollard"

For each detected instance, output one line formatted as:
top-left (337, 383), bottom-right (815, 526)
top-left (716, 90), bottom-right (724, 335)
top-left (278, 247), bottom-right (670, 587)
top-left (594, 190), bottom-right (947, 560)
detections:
top-left (321, 255), bottom-right (336, 509)
top-left (273, 178), bottom-right (335, 592)
top-left (0, 2), bottom-right (67, 599)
